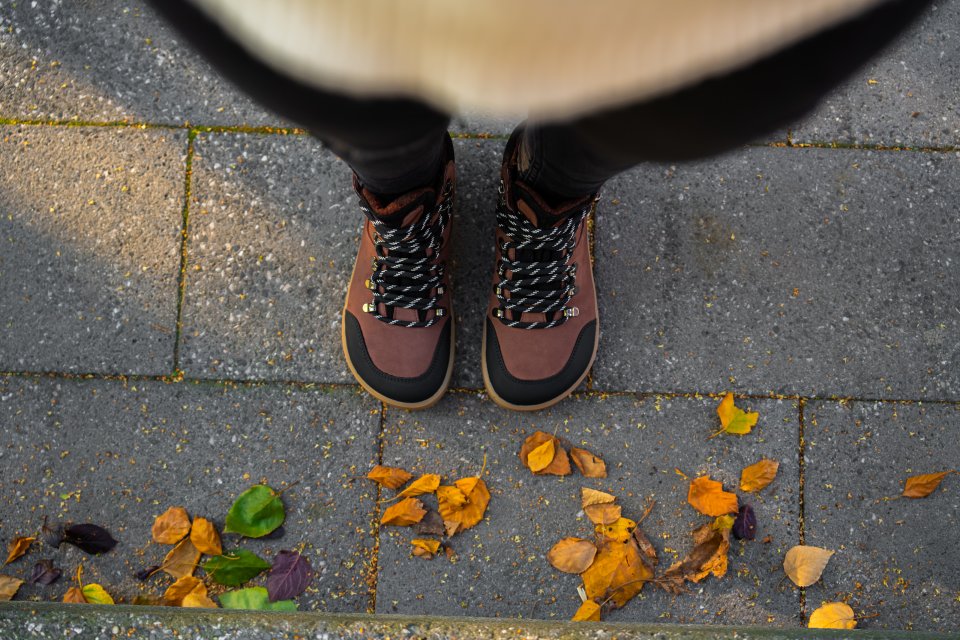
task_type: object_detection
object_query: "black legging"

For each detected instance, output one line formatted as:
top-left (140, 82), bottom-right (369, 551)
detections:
top-left (149, 0), bottom-right (930, 200)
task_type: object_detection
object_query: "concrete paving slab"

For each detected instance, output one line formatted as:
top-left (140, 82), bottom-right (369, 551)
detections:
top-left (374, 392), bottom-right (801, 626)
top-left (804, 400), bottom-right (960, 632)
top-left (0, 125), bottom-right (185, 375)
top-left (593, 146), bottom-right (960, 400)
top-left (0, 0), bottom-right (281, 126)
top-left (792, 0), bottom-right (960, 148)
top-left (0, 375), bottom-right (381, 612)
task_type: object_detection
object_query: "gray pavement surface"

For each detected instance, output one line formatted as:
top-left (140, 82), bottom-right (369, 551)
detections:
top-left (0, 0), bottom-right (958, 635)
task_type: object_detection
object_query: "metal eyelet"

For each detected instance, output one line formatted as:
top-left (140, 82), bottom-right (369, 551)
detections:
top-left (494, 309), bottom-right (504, 318)
top-left (563, 307), bottom-right (580, 318)
top-left (364, 279), bottom-right (375, 290)
top-left (435, 308), bottom-right (445, 317)
top-left (362, 303), bottom-right (375, 313)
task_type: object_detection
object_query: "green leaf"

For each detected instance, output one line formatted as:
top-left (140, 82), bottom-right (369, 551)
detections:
top-left (81, 583), bottom-right (114, 604)
top-left (202, 549), bottom-right (271, 586)
top-left (218, 586), bottom-right (297, 611)
top-left (224, 485), bottom-right (285, 538)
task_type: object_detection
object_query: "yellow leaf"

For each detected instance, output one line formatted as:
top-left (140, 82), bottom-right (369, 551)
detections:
top-left (190, 517), bottom-right (222, 556)
top-left (450, 476), bottom-right (490, 532)
top-left (783, 545), bottom-right (834, 587)
top-left (366, 465), bottom-right (413, 490)
top-left (687, 476), bottom-right (738, 516)
top-left (0, 575), bottom-right (24, 601)
top-left (809, 602), bottom-right (856, 629)
top-left (163, 575), bottom-right (205, 606)
top-left (547, 538), bottom-right (597, 574)
top-left (81, 583), bottom-right (114, 604)
top-left (581, 488), bottom-right (616, 508)
top-left (411, 538), bottom-right (441, 558)
top-left (182, 592), bottom-right (220, 608)
top-left (570, 447), bottom-right (607, 478)
top-left (62, 586), bottom-right (86, 603)
top-left (580, 541), bottom-right (623, 600)
top-left (902, 470), bottom-right (954, 498)
top-left (740, 459), bottom-right (780, 492)
top-left (527, 439), bottom-right (557, 473)
top-left (5, 536), bottom-right (35, 565)
top-left (712, 515), bottom-right (735, 531)
top-left (381, 497), bottom-right (427, 526)
top-left (152, 506), bottom-right (192, 544)
top-left (595, 517), bottom-right (637, 544)
top-left (716, 392), bottom-right (758, 435)
top-left (572, 599), bottom-right (601, 622)
top-left (584, 503), bottom-right (621, 525)
top-left (161, 537), bottom-right (202, 579)
top-left (519, 431), bottom-right (571, 476)
top-left (397, 474), bottom-right (441, 498)
top-left (606, 540), bottom-right (651, 607)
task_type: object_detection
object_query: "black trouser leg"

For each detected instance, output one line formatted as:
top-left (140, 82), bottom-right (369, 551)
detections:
top-left (519, 0), bottom-right (933, 201)
top-left (146, 0), bottom-right (451, 197)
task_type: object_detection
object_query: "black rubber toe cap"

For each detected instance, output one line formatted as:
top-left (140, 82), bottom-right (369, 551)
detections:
top-left (484, 318), bottom-right (596, 408)
top-left (343, 311), bottom-right (451, 404)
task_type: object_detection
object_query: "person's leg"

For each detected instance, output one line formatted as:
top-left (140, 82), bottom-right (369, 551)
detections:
top-left (483, 0), bottom-right (933, 411)
top-left (519, 0), bottom-right (933, 203)
top-left (148, 0), bottom-right (457, 409)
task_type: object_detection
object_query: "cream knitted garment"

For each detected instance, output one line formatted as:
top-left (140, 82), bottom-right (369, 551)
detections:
top-left (190, 0), bottom-right (885, 119)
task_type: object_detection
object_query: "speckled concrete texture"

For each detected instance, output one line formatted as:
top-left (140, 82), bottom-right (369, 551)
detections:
top-left (0, 125), bottom-right (185, 375)
top-left (375, 393), bottom-right (800, 626)
top-left (593, 146), bottom-right (960, 400)
top-left (792, 0), bottom-right (960, 147)
top-left (0, 376), bottom-right (381, 613)
top-left (803, 401), bottom-right (960, 631)
top-left (0, 0), bottom-right (280, 126)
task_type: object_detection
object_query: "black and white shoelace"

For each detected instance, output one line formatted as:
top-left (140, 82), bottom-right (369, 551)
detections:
top-left (360, 184), bottom-right (452, 328)
top-left (492, 181), bottom-right (593, 330)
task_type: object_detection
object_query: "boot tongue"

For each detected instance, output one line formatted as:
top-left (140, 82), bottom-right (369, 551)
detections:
top-left (513, 181), bottom-right (590, 229)
top-left (359, 183), bottom-right (437, 229)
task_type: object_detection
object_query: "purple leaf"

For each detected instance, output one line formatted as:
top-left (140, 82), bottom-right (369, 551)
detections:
top-left (30, 559), bottom-right (62, 585)
top-left (266, 550), bottom-right (312, 602)
top-left (135, 565), bottom-right (161, 581)
top-left (62, 523), bottom-right (118, 554)
top-left (414, 510), bottom-right (445, 536)
top-left (733, 504), bottom-right (757, 541)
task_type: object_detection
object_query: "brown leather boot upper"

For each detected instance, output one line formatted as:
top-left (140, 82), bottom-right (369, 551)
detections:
top-left (342, 141), bottom-right (456, 408)
top-left (482, 136), bottom-right (599, 410)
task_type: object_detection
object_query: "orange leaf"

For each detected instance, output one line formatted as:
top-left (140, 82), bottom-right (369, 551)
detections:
top-left (182, 592), bottom-right (220, 608)
top-left (547, 538), bottom-right (597, 574)
top-left (740, 459), bottom-right (780, 492)
top-left (162, 575), bottom-right (205, 606)
top-left (411, 538), bottom-right (441, 558)
top-left (189, 517), bottom-right (222, 556)
top-left (5, 536), bottom-right (35, 565)
top-left (584, 503), bottom-right (621, 525)
top-left (581, 488), bottom-right (616, 508)
top-left (397, 474), bottom-right (441, 498)
top-left (595, 517), bottom-right (637, 544)
top-left (570, 447), bottom-right (607, 478)
top-left (381, 498), bottom-right (427, 526)
top-left (519, 431), bottom-right (571, 476)
top-left (716, 392), bottom-right (758, 435)
top-left (437, 485), bottom-right (468, 518)
top-left (783, 545), bottom-right (834, 587)
top-left (161, 537), bottom-right (202, 579)
top-left (62, 586), bottom-right (86, 603)
top-left (572, 599), bottom-right (601, 621)
top-left (902, 470), bottom-right (954, 498)
top-left (152, 507), bottom-right (192, 545)
top-left (606, 540), bottom-right (650, 607)
top-left (687, 476), bottom-right (738, 516)
top-left (450, 476), bottom-right (490, 532)
top-left (527, 439), bottom-right (556, 473)
top-left (366, 465), bottom-right (413, 490)
top-left (809, 602), bottom-right (856, 629)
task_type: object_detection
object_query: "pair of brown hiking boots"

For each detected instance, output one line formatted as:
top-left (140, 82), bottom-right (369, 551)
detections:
top-left (342, 132), bottom-right (598, 411)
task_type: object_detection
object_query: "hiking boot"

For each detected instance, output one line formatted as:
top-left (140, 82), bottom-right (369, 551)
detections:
top-left (342, 136), bottom-right (456, 409)
top-left (482, 130), bottom-right (599, 411)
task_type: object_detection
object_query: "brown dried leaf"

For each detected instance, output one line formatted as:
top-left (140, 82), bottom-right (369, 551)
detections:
top-left (570, 447), bottom-right (607, 478)
top-left (657, 524), bottom-right (730, 594)
top-left (633, 528), bottom-right (658, 568)
top-left (62, 586), bottom-right (86, 603)
top-left (161, 537), bottom-right (202, 579)
top-left (410, 538), bottom-right (441, 559)
top-left (687, 476), bottom-right (738, 516)
top-left (163, 575), bottom-right (205, 606)
top-left (519, 431), bottom-right (571, 476)
top-left (190, 517), bottom-right (222, 556)
top-left (584, 503), bottom-right (621, 525)
top-left (5, 536), bottom-right (35, 565)
top-left (397, 474), bottom-right (441, 498)
top-left (0, 575), bottom-right (24, 601)
top-left (572, 599), bottom-right (601, 622)
top-left (527, 439), bottom-right (557, 473)
top-left (740, 459), bottom-right (780, 492)
top-left (581, 488), bottom-right (616, 508)
top-left (547, 538), bottom-right (597, 574)
top-left (366, 465), bottom-right (413, 490)
top-left (381, 498), bottom-right (427, 526)
top-left (902, 470), bottom-right (954, 498)
top-left (783, 545), bottom-right (834, 587)
top-left (443, 520), bottom-right (459, 537)
top-left (152, 507), bottom-right (192, 545)
top-left (413, 510), bottom-right (445, 536)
